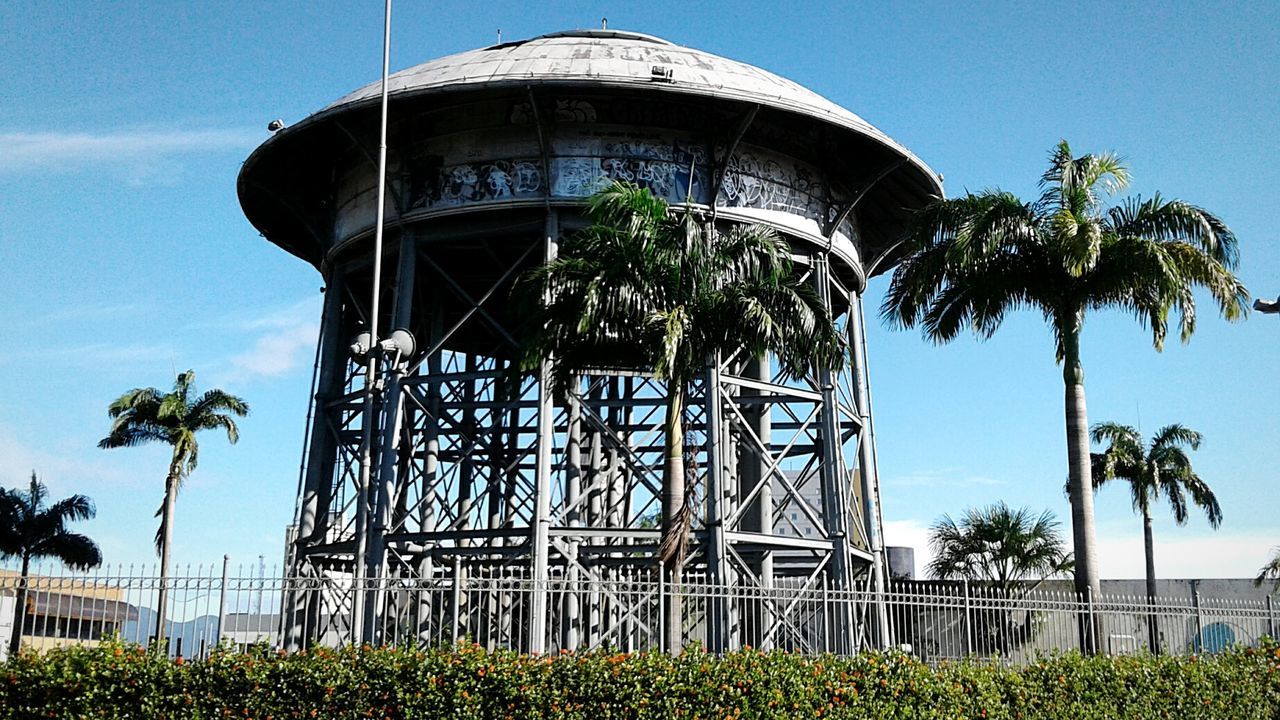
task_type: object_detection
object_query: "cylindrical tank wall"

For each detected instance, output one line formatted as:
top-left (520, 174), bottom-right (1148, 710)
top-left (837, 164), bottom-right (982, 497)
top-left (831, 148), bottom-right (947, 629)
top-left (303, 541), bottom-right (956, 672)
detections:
top-left (323, 92), bottom-right (865, 285)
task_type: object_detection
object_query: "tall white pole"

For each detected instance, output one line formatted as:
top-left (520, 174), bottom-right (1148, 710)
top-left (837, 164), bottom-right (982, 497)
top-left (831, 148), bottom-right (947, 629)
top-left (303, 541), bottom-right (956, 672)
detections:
top-left (353, 0), bottom-right (393, 644)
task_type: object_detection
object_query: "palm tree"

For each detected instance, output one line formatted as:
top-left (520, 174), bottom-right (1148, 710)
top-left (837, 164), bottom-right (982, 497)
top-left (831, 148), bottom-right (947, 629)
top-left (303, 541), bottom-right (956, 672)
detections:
top-left (0, 472), bottom-right (102, 656)
top-left (1090, 421), bottom-right (1221, 652)
top-left (928, 502), bottom-right (1073, 653)
top-left (519, 181), bottom-right (844, 651)
top-left (882, 141), bottom-right (1248, 619)
top-left (98, 370), bottom-right (247, 645)
top-left (929, 502), bottom-right (1073, 591)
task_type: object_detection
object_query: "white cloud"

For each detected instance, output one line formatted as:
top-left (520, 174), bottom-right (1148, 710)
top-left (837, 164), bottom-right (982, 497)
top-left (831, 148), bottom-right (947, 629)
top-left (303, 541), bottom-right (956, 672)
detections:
top-left (880, 515), bottom-right (1274, 581)
top-left (0, 127), bottom-right (259, 175)
top-left (1093, 529), bottom-right (1276, 580)
top-left (228, 323), bottom-right (319, 380)
top-left (0, 341), bottom-right (175, 371)
top-left (223, 299), bottom-right (320, 382)
top-left (0, 423), bottom-right (141, 494)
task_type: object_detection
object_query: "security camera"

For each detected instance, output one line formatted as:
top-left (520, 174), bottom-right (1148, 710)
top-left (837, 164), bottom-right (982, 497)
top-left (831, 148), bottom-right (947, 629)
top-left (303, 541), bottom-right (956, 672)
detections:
top-left (267, 119), bottom-right (286, 133)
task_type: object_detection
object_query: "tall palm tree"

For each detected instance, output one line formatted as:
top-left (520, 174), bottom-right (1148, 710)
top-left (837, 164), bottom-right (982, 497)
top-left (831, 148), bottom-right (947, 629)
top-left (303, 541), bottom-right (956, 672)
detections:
top-left (519, 181), bottom-right (844, 651)
top-left (98, 370), bottom-right (248, 644)
top-left (1091, 421), bottom-right (1221, 653)
top-left (882, 141), bottom-right (1248, 621)
top-left (928, 502), bottom-right (1072, 654)
top-left (0, 472), bottom-right (102, 656)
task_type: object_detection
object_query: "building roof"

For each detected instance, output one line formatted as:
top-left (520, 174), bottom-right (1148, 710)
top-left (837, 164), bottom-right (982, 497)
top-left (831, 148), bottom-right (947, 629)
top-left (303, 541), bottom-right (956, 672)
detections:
top-left (22, 591), bottom-right (138, 622)
top-left (314, 29), bottom-right (936, 187)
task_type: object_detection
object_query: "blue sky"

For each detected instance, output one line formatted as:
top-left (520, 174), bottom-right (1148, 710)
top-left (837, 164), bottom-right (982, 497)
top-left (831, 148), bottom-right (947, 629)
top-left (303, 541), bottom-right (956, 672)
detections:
top-left (1, 1), bottom-right (1276, 579)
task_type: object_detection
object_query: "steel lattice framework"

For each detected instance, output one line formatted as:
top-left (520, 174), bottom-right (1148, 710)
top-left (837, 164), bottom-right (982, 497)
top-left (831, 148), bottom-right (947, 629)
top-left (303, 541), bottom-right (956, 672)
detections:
top-left (238, 29), bottom-right (943, 654)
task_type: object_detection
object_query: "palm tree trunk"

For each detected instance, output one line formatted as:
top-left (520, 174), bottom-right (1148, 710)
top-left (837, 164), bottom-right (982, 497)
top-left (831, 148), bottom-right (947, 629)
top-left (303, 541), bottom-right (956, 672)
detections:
top-left (155, 471), bottom-right (178, 651)
top-left (7, 555), bottom-right (30, 657)
top-left (1061, 325), bottom-right (1101, 654)
top-left (1143, 507), bottom-right (1160, 654)
top-left (661, 383), bottom-right (686, 654)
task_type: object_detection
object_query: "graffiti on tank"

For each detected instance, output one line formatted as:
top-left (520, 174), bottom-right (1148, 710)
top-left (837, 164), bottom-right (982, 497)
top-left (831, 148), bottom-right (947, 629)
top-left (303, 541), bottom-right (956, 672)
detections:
top-left (596, 140), bottom-right (708, 203)
top-left (550, 139), bottom-right (607, 198)
top-left (509, 99), bottom-right (598, 125)
top-left (555, 99), bottom-right (597, 123)
top-left (718, 150), bottom-right (826, 223)
top-left (443, 165), bottom-right (481, 203)
top-left (511, 162), bottom-right (542, 194)
top-left (424, 159), bottom-right (544, 206)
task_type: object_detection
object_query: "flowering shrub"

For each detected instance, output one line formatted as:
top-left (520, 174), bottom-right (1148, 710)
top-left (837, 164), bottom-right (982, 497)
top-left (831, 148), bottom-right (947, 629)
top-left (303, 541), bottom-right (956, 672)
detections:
top-left (1, 638), bottom-right (1277, 719)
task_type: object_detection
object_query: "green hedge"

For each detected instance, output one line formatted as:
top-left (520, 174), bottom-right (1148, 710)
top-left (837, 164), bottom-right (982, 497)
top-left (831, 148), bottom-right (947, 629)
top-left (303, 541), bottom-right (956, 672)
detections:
top-left (2, 638), bottom-right (1277, 719)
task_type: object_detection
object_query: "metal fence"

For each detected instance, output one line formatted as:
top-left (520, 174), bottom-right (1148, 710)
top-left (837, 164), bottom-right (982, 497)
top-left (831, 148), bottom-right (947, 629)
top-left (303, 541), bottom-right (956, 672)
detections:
top-left (1, 563), bottom-right (1275, 664)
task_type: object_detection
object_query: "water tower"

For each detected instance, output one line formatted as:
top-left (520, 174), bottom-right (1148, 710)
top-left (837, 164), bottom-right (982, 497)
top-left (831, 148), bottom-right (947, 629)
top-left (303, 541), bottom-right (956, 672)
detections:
top-left (238, 29), bottom-right (941, 653)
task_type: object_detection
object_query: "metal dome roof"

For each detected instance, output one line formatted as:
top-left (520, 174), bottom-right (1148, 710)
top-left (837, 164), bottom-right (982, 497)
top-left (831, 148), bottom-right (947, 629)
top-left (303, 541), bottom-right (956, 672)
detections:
top-left (241, 29), bottom-right (943, 279)
top-left (312, 29), bottom-right (938, 186)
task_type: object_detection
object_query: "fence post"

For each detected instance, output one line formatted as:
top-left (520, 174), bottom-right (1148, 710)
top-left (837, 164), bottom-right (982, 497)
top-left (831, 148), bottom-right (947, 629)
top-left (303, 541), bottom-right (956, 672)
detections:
top-left (1191, 582), bottom-right (1203, 650)
top-left (657, 565), bottom-right (666, 654)
top-left (1267, 595), bottom-right (1275, 640)
top-left (962, 579), bottom-right (973, 657)
top-left (450, 556), bottom-right (461, 644)
top-left (215, 555), bottom-right (229, 649)
top-left (1085, 586), bottom-right (1097, 656)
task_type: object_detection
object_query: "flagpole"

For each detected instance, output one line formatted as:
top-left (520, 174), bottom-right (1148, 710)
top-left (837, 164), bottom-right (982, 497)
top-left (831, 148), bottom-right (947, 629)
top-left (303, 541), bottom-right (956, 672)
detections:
top-left (353, 0), bottom-right (393, 645)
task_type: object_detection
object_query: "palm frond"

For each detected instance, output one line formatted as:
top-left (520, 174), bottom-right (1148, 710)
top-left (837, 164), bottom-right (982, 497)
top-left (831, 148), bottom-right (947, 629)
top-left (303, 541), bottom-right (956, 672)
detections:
top-left (44, 494), bottom-right (95, 524)
top-left (1, 473), bottom-right (101, 570)
top-left (1151, 423), bottom-right (1202, 452)
top-left (1089, 421), bottom-right (1140, 447)
top-left (43, 531), bottom-right (102, 571)
top-left (189, 390), bottom-right (250, 424)
top-left (1178, 472), bottom-right (1222, 529)
top-left (105, 387), bottom-right (162, 418)
top-left (1107, 194), bottom-right (1239, 269)
top-left (1255, 547), bottom-right (1280, 590)
top-left (97, 424), bottom-right (170, 450)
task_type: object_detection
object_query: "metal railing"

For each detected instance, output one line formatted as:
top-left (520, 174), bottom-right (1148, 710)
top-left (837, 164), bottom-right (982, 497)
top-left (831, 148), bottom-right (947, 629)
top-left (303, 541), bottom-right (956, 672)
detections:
top-left (1, 564), bottom-right (1275, 664)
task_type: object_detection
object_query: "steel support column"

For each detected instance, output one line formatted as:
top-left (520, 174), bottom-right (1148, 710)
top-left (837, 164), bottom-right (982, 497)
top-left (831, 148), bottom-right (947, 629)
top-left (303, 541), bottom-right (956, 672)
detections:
top-left (562, 387), bottom-right (583, 650)
top-left (528, 210), bottom-right (558, 653)
top-left (366, 237), bottom-right (417, 641)
top-left (848, 290), bottom-right (891, 649)
top-left (704, 355), bottom-right (731, 652)
top-left (814, 258), bottom-right (854, 650)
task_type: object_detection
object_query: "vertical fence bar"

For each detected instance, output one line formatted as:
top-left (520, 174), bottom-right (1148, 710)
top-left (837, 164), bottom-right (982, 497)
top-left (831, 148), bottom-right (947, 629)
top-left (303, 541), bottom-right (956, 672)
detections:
top-left (962, 579), bottom-right (973, 657)
top-left (450, 557), bottom-right (461, 644)
top-left (216, 556), bottom-right (229, 650)
top-left (1085, 586), bottom-right (1097, 656)
top-left (657, 567), bottom-right (666, 654)
top-left (1267, 595), bottom-right (1275, 640)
